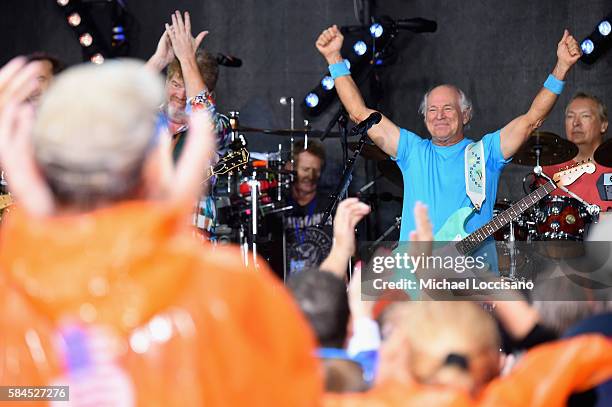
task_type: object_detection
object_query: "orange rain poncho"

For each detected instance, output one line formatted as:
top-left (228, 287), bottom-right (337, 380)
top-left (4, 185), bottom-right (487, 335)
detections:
top-left (2, 201), bottom-right (610, 407)
top-left (324, 335), bottom-right (612, 407)
top-left (0, 202), bottom-right (323, 406)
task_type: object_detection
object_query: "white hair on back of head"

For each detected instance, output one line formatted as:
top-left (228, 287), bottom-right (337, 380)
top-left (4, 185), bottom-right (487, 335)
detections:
top-left (418, 84), bottom-right (473, 123)
top-left (33, 59), bottom-right (164, 208)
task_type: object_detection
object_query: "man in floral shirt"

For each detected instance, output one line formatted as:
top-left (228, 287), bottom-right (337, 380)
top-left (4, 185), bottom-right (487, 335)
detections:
top-left (146, 10), bottom-right (230, 238)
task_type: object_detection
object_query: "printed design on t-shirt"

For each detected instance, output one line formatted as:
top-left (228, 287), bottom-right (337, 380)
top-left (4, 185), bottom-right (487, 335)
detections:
top-left (285, 220), bottom-right (332, 275)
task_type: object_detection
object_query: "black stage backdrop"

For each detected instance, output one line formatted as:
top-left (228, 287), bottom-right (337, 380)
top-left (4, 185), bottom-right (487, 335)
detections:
top-left (1, 0), bottom-right (610, 240)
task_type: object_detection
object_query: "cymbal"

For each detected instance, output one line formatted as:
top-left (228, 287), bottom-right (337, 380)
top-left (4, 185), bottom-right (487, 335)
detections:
top-left (377, 160), bottom-right (403, 189)
top-left (512, 131), bottom-right (578, 166)
top-left (594, 138), bottom-right (612, 167)
top-left (233, 127), bottom-right (343, 138)
top-left (347, 142), bottom-right (389, 161)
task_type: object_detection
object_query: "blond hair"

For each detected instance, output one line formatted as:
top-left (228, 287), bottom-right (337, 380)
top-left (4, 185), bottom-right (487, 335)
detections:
top-left (382, 302), bottom-right (500, 395)
top-left (33, 59), bottom-right (164, 208)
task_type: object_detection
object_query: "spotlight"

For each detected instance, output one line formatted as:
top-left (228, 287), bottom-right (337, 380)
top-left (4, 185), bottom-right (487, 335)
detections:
top-left (599, 20), bottom-right (611, 36)
top-left (369, 23), bottom-right (383, 38)
top-left (90, 53), bottom-right (105, 64)
top-left (353, 40), bottom-right (368, 56)
top-left (79, 33), bottom-right (93, 47)
top-left (112, 26), bottom-right (126, 43)
top-left (57, 0), bottom-right (69, 6)
top-left (305, 93), bottom-right (319, 108)
top-left (321, 76), bottom-right (334, 91)
top-left (581, 39), bottom-right (595, 55)
top-left (579, 11), bottom-right (612, 64)
top-left (68, 13), bottom-right (81, 27)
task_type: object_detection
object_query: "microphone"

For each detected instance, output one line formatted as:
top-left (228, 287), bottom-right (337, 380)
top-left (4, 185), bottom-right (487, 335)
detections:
top-left (395, 18), bottom-right (437, 33)
top-left (216, 53), bottom-right (242, 67)
top-left (350, 112), bottom-right (382, 136)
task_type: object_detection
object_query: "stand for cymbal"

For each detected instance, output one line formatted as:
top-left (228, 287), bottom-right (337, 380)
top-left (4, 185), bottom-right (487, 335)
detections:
top-left (279, 96), bottom-right (296, 168)
top-left (227, 111), bottom-right (241, 195)
top-left (505, 221), bottom-right (519, 281)
top-left (238, 177), bottom-right (263, 269)
top-left (248, 178), bottom-right (260, 268)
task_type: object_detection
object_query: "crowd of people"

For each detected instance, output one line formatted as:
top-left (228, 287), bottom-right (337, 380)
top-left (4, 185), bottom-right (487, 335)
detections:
top-left (0, 9), bottom-right (611, 407)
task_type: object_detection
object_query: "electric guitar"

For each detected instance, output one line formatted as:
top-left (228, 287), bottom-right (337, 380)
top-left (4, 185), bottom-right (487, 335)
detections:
top-left (201, 137), bottom-right (249, 184)
top-left (434, 161), bottom-right (596, 255)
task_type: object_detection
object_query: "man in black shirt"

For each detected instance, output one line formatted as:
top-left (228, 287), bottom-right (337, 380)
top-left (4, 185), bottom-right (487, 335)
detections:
top-left (284, 140), bottom-right (334, 275)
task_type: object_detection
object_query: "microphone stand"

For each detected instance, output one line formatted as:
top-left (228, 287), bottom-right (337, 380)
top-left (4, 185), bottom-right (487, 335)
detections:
top-left (339, 108), bottom-right (349, 170)
top-left (320, 105), bottom-right (347, 142)
top-left (318, 127), bottom-right (370, 227)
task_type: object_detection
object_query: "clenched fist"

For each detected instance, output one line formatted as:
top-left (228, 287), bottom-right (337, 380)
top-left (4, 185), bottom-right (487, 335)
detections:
top-left (316, 25), bottom-right (344, 64)
top-left (556, 29), bottom-right (582, 71)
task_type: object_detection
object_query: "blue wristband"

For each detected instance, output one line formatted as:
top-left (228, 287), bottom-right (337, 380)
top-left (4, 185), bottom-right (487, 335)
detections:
top-left (544, 74), bottom-right (565, 95)
top-left (329, 60), bottom-right (351, 79)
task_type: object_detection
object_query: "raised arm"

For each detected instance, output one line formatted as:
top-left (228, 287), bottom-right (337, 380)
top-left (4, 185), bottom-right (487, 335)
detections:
top-left (166, 11), bottom-right (208, 99)
top-left (146, 11), bottom-right (207, 75)
top-left (0, 58), bottom-right (55, 217)
top-left (316, 25), bottom-right (401, 158)
top-left (500, 30), bottom-right (582, 159)
top-left (145, 30), bottom-right (175, 72)
top-left (319, 197), bottom-right (371, 278)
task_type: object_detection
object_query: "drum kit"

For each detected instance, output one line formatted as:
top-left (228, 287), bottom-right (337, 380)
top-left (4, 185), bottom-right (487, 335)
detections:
top-left (491, 131), bottom-right (612, 278)
top-left (200, 111), bottom-right (354, 273)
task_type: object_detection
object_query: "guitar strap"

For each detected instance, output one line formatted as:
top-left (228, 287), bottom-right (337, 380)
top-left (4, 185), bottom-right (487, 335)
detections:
top-left (465, 140), bottom-right (486, 211)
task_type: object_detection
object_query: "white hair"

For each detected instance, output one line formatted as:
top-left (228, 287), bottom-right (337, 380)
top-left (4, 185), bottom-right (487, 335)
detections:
top-left (33, 59), bottom-right (164, 208)
top-left (418, 84), bottom-right (473, 123)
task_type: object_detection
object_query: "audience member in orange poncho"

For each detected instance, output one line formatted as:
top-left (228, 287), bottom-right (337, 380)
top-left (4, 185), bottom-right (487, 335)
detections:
top-left (0, 57), bottom-right (322, 406)
top-left (324, 301), bottom-right (612, 407)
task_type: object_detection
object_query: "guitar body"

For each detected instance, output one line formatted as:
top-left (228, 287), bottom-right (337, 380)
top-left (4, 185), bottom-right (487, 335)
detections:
top-left (434, 207), bottom-right (472, 242)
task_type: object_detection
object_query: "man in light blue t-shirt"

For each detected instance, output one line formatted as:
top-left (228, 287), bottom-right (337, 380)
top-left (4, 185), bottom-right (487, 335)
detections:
top-left (316, 26), bottom-right (582, 242)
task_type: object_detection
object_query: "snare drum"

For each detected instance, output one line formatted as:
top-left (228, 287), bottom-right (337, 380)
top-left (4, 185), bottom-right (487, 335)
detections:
top-left (533, 196), bottom-right (591, 240)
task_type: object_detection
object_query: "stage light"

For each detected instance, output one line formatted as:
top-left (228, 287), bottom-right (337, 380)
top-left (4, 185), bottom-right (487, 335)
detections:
top-left (321, 76), bottom-right (334, 90)
top-left (57, 0), bottom-right (69, 6)
top-left (599, 20), bottom-right (611, 36)
top-left (90, 53), bottom-right (105, 64)
top-left (112, 26), bottom-right (126, 43)
top-left (305, 93), bottom-right (319, 108)
top-left (353, 40), bottom-right (367, 56)
top-left (68, 13), bottom-right (81, 27)
top-left (79, 33), bottom-right (93, 47)
top-left (581, 39), bottom-right (595, 55)
top-left (579, 11), bottom-right (612, 65)
top-left (370, 23), bottom-right (383, 38)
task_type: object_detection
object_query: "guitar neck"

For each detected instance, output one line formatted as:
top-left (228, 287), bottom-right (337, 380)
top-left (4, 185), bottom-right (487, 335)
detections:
top-left (202, 166), bottom-right (214, 183)
top-left (456, 181), bottom-right (557, 254)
